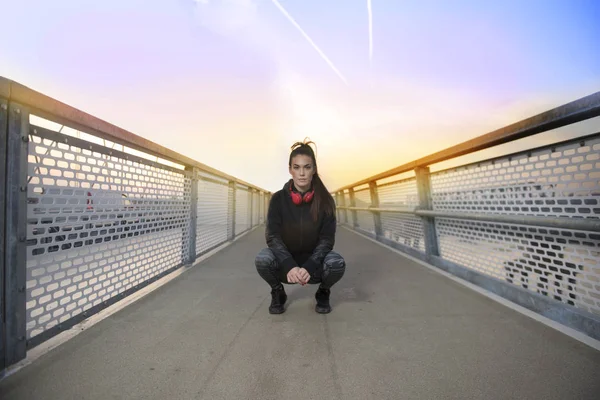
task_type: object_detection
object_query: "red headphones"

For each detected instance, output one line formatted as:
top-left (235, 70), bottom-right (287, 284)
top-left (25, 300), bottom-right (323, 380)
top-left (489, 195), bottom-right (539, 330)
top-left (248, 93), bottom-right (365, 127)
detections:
top-left (289, 183), bottom-right (314, 205)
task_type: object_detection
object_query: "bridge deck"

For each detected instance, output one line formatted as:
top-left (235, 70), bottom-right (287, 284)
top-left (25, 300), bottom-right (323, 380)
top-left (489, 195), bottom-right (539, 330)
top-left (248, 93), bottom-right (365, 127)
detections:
top-left (1, 228), bottom-right (599, 399)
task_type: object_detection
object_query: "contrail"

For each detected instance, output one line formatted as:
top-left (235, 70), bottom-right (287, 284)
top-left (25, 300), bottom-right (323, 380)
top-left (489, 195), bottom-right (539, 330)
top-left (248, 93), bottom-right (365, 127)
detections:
top-left (270, 0), bottom-right (348, 85)
top-left (367, 0), bottom-right (373, 65)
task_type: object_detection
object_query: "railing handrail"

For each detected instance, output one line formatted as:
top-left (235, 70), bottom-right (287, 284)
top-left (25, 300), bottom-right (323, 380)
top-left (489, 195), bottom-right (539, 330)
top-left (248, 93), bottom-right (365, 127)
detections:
top-left (0, 76), bottom-right (270, 194)
top-left (336, 205), bottom-right (600, 232)
top-left (333, 90), bottom-right (600, 192)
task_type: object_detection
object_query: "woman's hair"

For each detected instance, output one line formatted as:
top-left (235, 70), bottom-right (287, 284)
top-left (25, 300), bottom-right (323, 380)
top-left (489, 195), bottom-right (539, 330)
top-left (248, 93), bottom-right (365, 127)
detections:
top-left (289, 138), bottom-right (336, 221)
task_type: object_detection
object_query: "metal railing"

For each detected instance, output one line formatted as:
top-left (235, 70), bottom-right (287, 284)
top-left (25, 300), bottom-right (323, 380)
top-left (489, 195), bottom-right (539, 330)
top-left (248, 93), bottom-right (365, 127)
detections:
top-left (332, 91), bottom-right (600, 341)
top-left (0, 77), bottom-right (271, 372)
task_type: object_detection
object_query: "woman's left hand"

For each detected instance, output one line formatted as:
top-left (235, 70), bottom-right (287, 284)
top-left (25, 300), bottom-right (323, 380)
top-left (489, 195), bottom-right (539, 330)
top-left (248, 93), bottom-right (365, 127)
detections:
top-left (297, 268), bottom-right (310, 285)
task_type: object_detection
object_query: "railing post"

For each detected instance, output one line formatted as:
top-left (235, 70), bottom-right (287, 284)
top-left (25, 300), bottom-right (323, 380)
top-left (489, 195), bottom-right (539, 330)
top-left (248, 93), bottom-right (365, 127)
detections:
top-left (334, 192), bottom-right (341, 223)
top-left (253, 190), bottom-right (257, 227)
top-left (0, 97), bottom-right (7, 371)
top-left (369, 181), bottom-right (383, 239)
top-left (261, 192), bottom-right (265, 224)
top-left (338, 191), bottom-right (348, 225)
top-left (265, 193), bottom-right (271, 224)
top-left (348, 188), bottom-right (358, 229)
top-left (4, 102), bottom-right (28, 367)
top-left (256, 191), bottom-right (259, 225)
top-left (263, 192), bottom-right (267, 224)
top-left (228, 181), bottom-right (236, 240)
top-left (415, 166), bottom-right (439, 260)
top-left (249, 189), bottom-right (254, 228)
top-left (263, 192), bottom-right (268, 224)
top-left (186, 167), bottom-right (198, 264)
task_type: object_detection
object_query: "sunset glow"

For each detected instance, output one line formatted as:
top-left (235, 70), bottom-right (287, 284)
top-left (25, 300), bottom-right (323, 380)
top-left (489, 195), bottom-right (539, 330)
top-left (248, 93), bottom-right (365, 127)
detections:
top-left (2, 0), bottom-right (599, 192)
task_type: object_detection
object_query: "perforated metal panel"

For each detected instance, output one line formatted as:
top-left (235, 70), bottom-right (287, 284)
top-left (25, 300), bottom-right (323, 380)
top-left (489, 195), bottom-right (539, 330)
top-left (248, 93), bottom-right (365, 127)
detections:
top-left (378, 179), bottom-right (420, 209)
top-left (258, 192), bottom-right (264, 224)
top-left (436, 219), bottom-right (600, 313)
top-left (431, 134), bottom-right (600, 315)
top-left (235, 186), bottom-right (250, 235)
top-left (430, 135), bottom-right (600, 218)
top-left (252, 191), bottom-right (259, 227)
top-left (377, 179), bottom-right (425, 250)
top-left (196, 177), bottom-right (229, 255)
top-left (353, 188), bottom-right (375, 234)
top-left (25, 130), bottom-right (191, 340)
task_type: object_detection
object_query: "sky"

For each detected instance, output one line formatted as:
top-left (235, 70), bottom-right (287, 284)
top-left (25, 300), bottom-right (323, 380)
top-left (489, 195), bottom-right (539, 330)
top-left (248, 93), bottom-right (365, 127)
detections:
top-left (1, 0), bottom-right (599, 193)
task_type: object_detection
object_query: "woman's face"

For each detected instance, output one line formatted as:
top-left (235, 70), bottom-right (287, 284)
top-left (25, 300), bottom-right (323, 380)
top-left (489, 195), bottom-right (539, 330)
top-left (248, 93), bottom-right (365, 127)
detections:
top-left (289, 154), bottom-right (315, 192)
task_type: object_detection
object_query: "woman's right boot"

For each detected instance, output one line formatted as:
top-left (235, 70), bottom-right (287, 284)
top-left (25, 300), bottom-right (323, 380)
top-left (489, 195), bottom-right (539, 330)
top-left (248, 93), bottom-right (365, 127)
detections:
top-left (269, 285), bottom-right (287, 314)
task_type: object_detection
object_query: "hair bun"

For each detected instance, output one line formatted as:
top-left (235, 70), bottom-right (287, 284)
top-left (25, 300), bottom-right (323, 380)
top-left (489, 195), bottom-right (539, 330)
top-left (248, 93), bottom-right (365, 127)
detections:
top-left (290, 137), bottom-right (317, 156)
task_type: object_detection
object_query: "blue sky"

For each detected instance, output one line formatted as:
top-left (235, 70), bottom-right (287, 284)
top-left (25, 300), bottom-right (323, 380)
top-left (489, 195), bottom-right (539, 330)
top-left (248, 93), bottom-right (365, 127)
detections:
top-left (1, 0), bottom-right (599, 191)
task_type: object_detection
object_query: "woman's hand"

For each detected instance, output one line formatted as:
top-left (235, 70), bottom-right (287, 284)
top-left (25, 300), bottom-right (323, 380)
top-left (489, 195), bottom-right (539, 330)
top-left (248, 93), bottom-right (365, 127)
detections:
top-left (287, 267), bottom-right (310, 285)
top-left (287, 267), bottom-right (302, 284)
top-left (297, 268), bottom-right (310, 285)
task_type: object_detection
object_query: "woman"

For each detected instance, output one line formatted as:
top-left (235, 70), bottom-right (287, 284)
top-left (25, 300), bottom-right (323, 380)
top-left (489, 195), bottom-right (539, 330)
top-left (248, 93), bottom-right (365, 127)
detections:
top-left (255, 139), bottom-right (346, 314)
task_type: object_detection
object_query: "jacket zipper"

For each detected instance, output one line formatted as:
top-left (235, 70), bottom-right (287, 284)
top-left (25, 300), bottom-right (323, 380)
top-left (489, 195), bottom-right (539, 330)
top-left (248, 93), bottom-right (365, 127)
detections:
top-left (300, 206), bottom-right (303, 249)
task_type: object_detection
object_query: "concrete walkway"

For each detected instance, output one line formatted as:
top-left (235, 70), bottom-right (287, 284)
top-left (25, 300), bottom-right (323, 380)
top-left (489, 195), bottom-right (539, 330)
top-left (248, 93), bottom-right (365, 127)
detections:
top-left (1, 227), bottom-right (599, 399)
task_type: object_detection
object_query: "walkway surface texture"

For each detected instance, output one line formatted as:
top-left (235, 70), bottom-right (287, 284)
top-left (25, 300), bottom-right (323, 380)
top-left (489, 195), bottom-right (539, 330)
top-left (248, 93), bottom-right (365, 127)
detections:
top-left (1, 227), bottom-right (599, 400)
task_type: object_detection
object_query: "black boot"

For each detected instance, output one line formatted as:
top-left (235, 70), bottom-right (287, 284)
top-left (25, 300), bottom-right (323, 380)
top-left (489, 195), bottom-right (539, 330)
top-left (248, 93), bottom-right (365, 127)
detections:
top-left (315, 287), bottom-right (331, 314)
top-left (269, 285), bottom-right (287, 314)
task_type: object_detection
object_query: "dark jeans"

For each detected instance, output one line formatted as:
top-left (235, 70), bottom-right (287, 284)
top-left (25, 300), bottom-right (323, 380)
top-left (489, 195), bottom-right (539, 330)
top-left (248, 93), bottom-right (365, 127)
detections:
top-left (255, 248), bottom-right (346, 290)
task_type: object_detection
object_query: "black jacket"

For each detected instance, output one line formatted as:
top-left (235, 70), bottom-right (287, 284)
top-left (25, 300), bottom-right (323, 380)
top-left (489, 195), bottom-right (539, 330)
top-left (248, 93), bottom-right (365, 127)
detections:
top-left (265, 179), bottom-right (336, 277)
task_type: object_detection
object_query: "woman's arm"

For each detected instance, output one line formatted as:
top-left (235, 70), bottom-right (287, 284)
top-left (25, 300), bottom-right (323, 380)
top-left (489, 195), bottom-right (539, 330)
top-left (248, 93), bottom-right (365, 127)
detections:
top-left (301, 210), bottom-right (336, 276)
top-left (265, 192), bottom-right (297, 273)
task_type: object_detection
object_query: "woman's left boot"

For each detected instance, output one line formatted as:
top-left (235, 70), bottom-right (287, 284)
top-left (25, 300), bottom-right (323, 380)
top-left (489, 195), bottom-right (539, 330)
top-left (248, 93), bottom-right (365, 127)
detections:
top-left (315, 287), bottom-right (331, 314)
top-left (269, 285), bottom-right (287, 314)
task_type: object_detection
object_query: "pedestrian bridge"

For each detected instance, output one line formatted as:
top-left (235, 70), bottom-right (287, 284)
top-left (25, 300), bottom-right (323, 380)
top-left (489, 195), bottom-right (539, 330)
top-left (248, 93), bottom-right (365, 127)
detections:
top-left (0, 77), bottom-right (599, 399)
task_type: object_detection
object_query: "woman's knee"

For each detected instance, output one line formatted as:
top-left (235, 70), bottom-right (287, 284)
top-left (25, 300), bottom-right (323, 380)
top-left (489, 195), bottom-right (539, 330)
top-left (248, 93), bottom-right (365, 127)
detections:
top-left (324, 251), bottom-right (346, 272)
top-left (319, 251), bottom-right (345, 287)
top-left (255, 248), bottom-right (276, 270)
